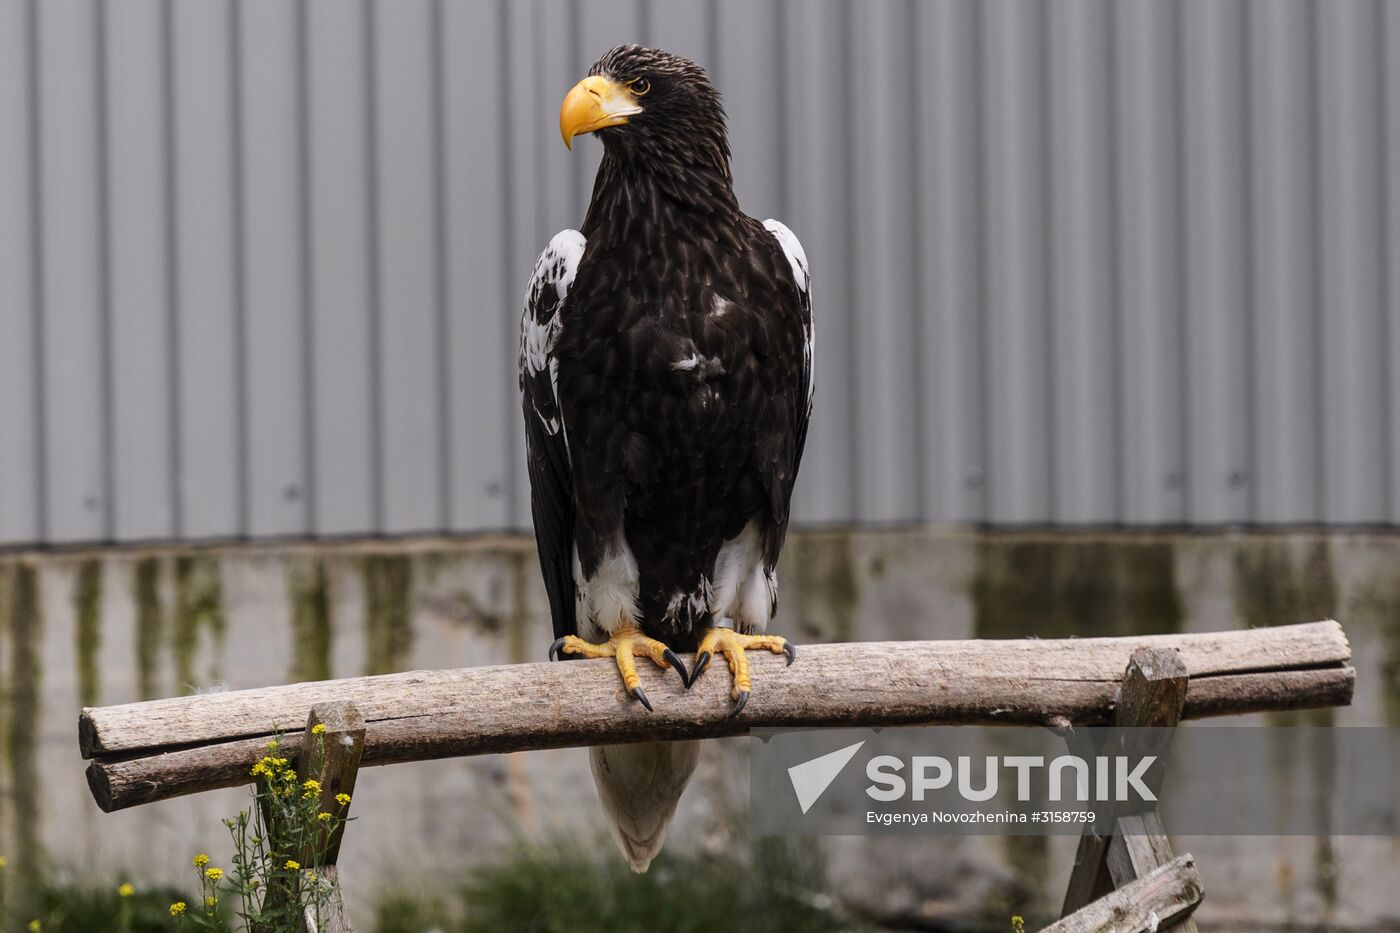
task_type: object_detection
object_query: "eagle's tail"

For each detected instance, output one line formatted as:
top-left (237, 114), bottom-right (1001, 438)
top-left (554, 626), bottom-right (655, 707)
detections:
top-left (589, 740), bottom-right (700, 873)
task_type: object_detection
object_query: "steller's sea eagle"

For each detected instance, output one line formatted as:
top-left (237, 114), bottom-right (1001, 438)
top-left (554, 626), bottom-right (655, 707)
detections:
top-left (519, 45), bottom-right (812, 872)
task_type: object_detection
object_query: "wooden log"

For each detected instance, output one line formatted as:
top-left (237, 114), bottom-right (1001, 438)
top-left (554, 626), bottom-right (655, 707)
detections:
top-left (1040, 854), bottom-right (1203, 933)
top-left (81, 621), bottom-right (1352, 812)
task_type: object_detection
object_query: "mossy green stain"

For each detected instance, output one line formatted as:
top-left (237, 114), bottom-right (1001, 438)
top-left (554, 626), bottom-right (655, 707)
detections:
top-left (131, 558), bottom-right (163, 700)
top-left (1232, 540), bottom-right (1337, 727)
top-left (508, 551), bottom-right (530, 666)
top-left (786, 532), bottom-right (859, 643)
top-left (972, 537), bottom-right (1183, 639)
top-left (363, 555), bottom-right (413, 675)
top-left (173, 556), bottom-right (226, 694)
top-left (72, 559), bottom-right (102, 708)
top-left (5, 563), bottom-right (43, 904)
top-left (289, 559), bottom-right (333, 682)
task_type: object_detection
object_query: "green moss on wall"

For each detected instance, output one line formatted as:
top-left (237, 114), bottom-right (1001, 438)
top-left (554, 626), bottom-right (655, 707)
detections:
top-left (363, 555), bottom-right (413, 675)
top-left (72, 559), bottom-right (102, 708)
top-left (173, 556), bottom-right (226, 694)
top-left (972, 537), bottom-right (1182, 639)
top-left (5, 562), bottom-right (43, 902)
top-left (289, 559), bottom-right (333, 683)
top-left (786, 532), bottom-right (859, 643)
top-left (132, 558), bottom-right (163, 700)
top-left (508, 552), bottom-right (530, 665)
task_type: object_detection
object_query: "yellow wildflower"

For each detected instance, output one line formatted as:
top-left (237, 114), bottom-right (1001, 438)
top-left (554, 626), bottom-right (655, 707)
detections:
top-left (304, 870), bottom-right (318, 883)
top-left (302, 778), bottom-right (321, 792)
top-left (205, 895), bottom-right (218, 908)
top-left (335, 792), bottom-right (351, 806)
top-left (204, 867), bottom-right (223, 881)
top-left (265, 739), bottom-right (280, 750)
top-left (0, 855), bottom-right (7, 868)
top-left (284, 859), bottom-right (300, 870)
top-left (311, 723), bottom-right (327, 735)
top-left (1011, 917), bottom-right (1025, 933)
top-left (193, 853), bottom-right (210, 868)
top-left (118, 882), bottom-right (135, 898)
top-left (169, 902), bottom-right (187, 917)
top-left (317, 811), bottom-right (332, 822)
top-left (28, 921), bottom-right (40, 932)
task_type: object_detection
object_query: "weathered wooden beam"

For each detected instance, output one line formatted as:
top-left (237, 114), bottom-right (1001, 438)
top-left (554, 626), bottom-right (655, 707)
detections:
top-left (1041, 854), bottom-right (1203, 933)
top-left (1061, 649), bottom-right (1197, 931)
top-left (81, 621), bottom-right (1352, 812)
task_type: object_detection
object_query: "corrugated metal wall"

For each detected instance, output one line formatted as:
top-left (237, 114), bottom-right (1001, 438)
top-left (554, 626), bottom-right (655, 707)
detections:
top-left (2, 0), bottom-right (1399, 546)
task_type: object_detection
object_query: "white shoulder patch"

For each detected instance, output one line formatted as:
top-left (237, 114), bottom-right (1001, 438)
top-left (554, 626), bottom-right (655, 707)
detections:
top-left (763, 219), bottom-right (809, 292)
top-left (520, 229), bottom-right (586, 440)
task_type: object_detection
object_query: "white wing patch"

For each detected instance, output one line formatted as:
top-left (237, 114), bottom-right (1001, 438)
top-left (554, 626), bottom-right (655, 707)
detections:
top-left (519, 229), bottom-right (586, 439)
top-left (764, 219), bottom-right (814, 408)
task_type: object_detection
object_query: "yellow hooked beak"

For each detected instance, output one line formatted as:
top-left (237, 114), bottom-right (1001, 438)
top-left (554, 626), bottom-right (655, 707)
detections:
top-left (560, 75), bottom-right (643, 149)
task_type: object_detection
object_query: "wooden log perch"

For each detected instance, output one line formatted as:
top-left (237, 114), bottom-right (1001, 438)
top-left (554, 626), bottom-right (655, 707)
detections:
top-left (80, 620), bottom-right (1352, 812)
top-left (1041, 853), bottom-right (1203, 933)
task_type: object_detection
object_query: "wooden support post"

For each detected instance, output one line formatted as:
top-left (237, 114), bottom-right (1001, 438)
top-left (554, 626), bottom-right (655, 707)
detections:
top-left (256, 703), bottom-right (363, 931)
top-left (1059, 648), bottom-right (1199, 932)
top-left (295, 702), bottom-right (364, 933)
top-left (1042, 854), bottom-right (1203, 933)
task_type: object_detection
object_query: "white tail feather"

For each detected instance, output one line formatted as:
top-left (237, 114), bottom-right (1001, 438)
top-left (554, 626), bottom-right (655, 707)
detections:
top-left (589, 741), bottom-right (701, 873)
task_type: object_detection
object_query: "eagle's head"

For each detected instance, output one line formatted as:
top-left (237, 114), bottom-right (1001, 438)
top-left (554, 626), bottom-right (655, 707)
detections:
top-left (560, 45), bottom-right (728, 169)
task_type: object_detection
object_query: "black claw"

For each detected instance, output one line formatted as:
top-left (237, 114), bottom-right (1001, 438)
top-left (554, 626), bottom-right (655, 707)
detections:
top-left (783, 642), bottom-right (798, 666)
top-left (662, 648), bottom-right (691, 687)
top-left (729, 690), bottom-right (750, 718)
top-left (548, 637), bottom-right (568, 662)
top-left (630, 685), bottom-right (654, 712)
top-left (688, 651), bottom-right (712, 688)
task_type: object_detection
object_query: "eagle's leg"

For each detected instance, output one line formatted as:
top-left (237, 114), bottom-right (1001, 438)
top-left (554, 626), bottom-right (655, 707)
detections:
top-left (549, 623), bottom-right (689, 711)
top-left (689, 627), bottom-right (797, 717)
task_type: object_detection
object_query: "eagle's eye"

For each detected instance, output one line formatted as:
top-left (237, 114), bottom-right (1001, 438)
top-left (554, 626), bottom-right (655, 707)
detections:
top-left (628, 77), bottom-right (651, 96)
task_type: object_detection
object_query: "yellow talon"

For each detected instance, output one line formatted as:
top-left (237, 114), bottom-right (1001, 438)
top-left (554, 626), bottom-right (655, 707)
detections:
top-left (690, 627), bottom-right (797, 716)
top-left (549, 624), bottom-right (687, 711)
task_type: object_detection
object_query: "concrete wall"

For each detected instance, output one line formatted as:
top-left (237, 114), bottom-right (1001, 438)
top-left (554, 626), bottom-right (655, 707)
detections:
top-left (3, 529), bottom-right (1398, 928)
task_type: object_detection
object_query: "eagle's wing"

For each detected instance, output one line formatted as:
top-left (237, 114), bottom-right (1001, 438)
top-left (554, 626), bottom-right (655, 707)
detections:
top-left (519, 229), bottom-right (587, 641)
top-left (760, 219), bottom-right (814, 567)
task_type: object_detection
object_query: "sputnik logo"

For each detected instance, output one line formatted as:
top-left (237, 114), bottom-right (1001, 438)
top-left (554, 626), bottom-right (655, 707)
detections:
top-left (787, 741), bottom-right (865, 814)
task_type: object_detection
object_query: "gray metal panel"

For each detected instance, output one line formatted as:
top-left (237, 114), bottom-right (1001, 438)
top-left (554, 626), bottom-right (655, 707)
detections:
top-left (171, 0), bottom-right (244, 538)
top-left (981, 0), bottom-right (1052, 523)
top-left (36, 0), bottom-right (110, 542)
top-left (105, 0), bottom-right (176, 541)
top-left (9, 0), bottom-right (1400, 545)
top-left (1045, 0), bottom-right (1116, 524)
top-left (1246, 0), bottom-right (1321, 523)
top-left (442, 0), bottom-right (512, 532)
top-left (1180, 0), bottom-right (1251, 523)
top-left (0, 0), bottom-right (42, 542)
top-left (784, 0), bottom-right (854, 525)
top-left (305, 0), bottom-right (376, 536)
top-left (1385, 1), bottom-right (1400, 525)
top-left (240, 0), bottom-right (311, 537)
top-left (372, 0), bottom-right (447, 534)
top-left (1316, 0), bottom-right (1388, 523)
top-left (1112, 0), bottom-right (1186, 524)
top-left (848, 0), bottom-right (920, 523)
top-left (915, 0), bottom-right (986, 524)
top-left (716, 0), bottom-right (782, 221)
top-left (503, 0), bottom-right (541, 530)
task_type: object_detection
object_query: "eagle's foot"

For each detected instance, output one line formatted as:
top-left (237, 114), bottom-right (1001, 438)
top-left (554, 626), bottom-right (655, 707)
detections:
top-left (548, 624), bottom-right (688, 711)
top-left (688, 627), bottom-right (797, 717)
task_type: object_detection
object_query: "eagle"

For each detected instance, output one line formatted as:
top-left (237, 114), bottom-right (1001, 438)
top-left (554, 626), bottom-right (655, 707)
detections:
top-left (519, 45), bottom-right (813, 872)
